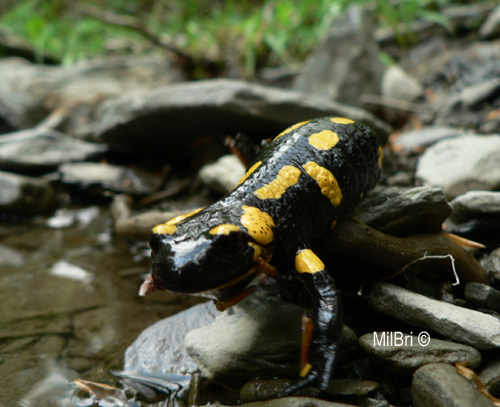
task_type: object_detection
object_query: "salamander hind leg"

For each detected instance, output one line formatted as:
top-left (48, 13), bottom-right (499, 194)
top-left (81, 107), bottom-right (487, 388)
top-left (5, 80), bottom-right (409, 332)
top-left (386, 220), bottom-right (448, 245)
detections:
top-left (284, 248), bottom-right (343, 395)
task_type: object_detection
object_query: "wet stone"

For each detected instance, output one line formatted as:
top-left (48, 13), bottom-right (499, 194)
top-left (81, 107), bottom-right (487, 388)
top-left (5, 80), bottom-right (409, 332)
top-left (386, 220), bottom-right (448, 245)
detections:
top-left (412, 363), bottom-right (493, 407)
top-left (0, 170), bottom-right (56, 216)
top-left (184, 290), bottom-right (357, 387)
top-left (353, 186), bottom-right (451, 236)
top-left (124, 301), bottom-right (218, 377)
top-left (416, 134), bottom-right (500, 199)
top-left (359, 332), bottom-right (481, 373)
top-left (198, 154), bottom-right (245, 194)
top-left (369, 283), bottom-right (500, 350)
top-left (450, 190), bottom-right (500, 223)
top-left (465, 282), bottom-right (500, 313)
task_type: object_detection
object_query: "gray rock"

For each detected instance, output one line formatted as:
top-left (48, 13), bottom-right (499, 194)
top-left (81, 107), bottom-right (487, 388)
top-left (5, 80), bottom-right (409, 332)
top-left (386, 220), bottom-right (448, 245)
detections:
top-left (479, 5), bottom-right (500, 39)
top-left (0, 244), bottom-right (24, 267)
top-left (124, 301), bottom-right (218, 377)
top-left (435, 78), bottom-right (500, 131)
top-left (293, 6), bottom-right (384, 110)
top-left (96, 78), bottom-right (392, 158)
top-left (481, 247), bottom-right (500, 283)
top-left (354, 186), bottom-right (451, 236)
top-left (392, 126), bottom-right (468, 152)
top-left (381, 65), bottom-right (424, 103)
top-left (0, 170), bottom-right (56, 216)
top-left (450, 190), bottom-right (500, 223)
top-left (369, 283), bottom-right (500, 350)
top-left (0, 128), bottom-right (107, 174)
top-left (412, 363), bottom-right (493, 407)
top-left (0, 55), bottom-right (184, 136)
top-left (465, 282), bottom-right (500, 313)
top-left (359, 332), bottom-right (481, 373)
top-left (58, 162), bottom-right (162, 195)
top-left (415, 134), bottom-right (500, 199)
top-left (184, 290), bottom-right (357, 386)
top-left (212, 397), bottom-right (356, 407)
top-left (479, 358), bottom-right (500, 395)
top-left (198, 155), bottom-right (245, 194)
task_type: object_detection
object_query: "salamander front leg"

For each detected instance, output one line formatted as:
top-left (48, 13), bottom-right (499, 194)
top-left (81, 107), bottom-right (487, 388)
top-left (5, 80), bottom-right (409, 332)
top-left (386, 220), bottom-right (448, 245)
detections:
top-left (284, 248), bottom-right (343, 395)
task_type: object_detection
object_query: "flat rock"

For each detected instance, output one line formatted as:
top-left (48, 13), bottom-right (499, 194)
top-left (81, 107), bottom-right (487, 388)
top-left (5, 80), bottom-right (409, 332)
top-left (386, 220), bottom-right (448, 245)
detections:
top-left (184, 290), bottom-right (357, 387)
top-left (198, 154), bottom-right (245, 194)
top-left (354, 186), bottom-right (451, 236)
top-left (0, 170), bottom-right (56, 216)
top-left (369, 283), bottom-right (500, 350)
top-left (96, 78), bottom-right (391, 159)
top-left (450, 190), bottom-right (500, 223)
top-left (415, 134), bottom-right (500, 199)
top-left (0, 128), bottom-right (107, 174)
top-left (392, 126), bottom-right (468, 152)
top-left (359, 332), bottom-right (481, 373)
top-left (58, 162), bottom-right (162, 195)
top-left (412, 363), bottom-right (493, 407)
top-left (465, 282), bottom-right (500, 313)
top-left (124, 301), bottom-right (218, 377)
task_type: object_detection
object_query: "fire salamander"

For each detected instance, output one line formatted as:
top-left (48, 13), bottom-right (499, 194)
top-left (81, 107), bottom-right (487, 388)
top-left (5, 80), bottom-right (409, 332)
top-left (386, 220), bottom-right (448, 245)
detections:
top-left (141, 117), bottom-right (382, 392)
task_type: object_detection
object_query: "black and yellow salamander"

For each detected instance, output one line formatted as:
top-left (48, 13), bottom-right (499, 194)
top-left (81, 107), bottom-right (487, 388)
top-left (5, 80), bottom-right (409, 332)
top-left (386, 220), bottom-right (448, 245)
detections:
top-left (140, 116), bottom-right (383, 392)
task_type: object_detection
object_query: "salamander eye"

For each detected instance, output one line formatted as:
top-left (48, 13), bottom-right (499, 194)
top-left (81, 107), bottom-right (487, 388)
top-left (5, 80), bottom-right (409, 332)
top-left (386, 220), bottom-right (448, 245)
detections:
top-left (215, 232), bottom-right (247, 258)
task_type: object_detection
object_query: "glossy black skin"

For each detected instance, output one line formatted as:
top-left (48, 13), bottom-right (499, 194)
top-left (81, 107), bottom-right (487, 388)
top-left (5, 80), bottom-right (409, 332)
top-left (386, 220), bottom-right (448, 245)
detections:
top-left (150, 117), bottom-right (381, 390)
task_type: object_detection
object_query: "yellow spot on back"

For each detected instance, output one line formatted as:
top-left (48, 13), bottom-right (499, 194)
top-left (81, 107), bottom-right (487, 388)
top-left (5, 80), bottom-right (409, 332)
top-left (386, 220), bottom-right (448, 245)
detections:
top-left (303, 161), bottom-right (342, 206)
top-left (152, 207), bottom-right (204, 235)
top-left (233, 161), bottom-right (262, 189)
top-left (274, 120), bottom-right (310, 140)
top-left (254, 165), bottom-right (301, 199)
top-left (296, 249), bottom-right (325, 274)
top-left (330, 117), bottom-right (355, 125)
top-left (378, 146), bottom-right (383, 169)
top-left (209, 224), bottom-right (241, 235)
top-left (241, 205), bottom-right (275, 245)
top-left (308, 130), bottom-right (339, 150)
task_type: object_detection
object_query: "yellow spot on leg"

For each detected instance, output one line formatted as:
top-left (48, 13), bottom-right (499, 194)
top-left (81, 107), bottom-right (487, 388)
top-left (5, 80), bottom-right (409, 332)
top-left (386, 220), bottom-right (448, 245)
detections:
top-left (254, 165), bottom-right (301, 199)
top-left (300, 363), bottom-right (312, 377)
top-left (233, 161), bottom-right (262, 189)
top-left (152, 207), bottom-right (204, 235)
top-left (274, 120), bottom-right (310, 140)
top-left (303, 161), bottom-right (342, 206)
top-left (209, 224), bottom-right (241, 235)
top-left (308, 130), bottom-right (339, 150)
top-left (378, 146), bottom-right (384, 169)
top-left (330, 117), bottom-right (355, 125)
top-left (295, 249), bottom-right (325, 274)
top-left (241, 206), bottom-right (275, 245)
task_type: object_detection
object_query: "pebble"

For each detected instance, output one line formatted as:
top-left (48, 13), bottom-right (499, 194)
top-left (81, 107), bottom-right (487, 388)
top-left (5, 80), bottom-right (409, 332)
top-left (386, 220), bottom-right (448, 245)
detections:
top-left (369, 283), bottom-right (500, 350)
top-left (415, 134), bottom-right (500, 199)
top-left (359, 332), bottom-right (481, 373)
top-left (124, 301), bottom-right (218, 377)
top-left (198, 154), bottom-right (245, 194)
top-left (412, 363), bottom-right (493, 407)
top-left (96, 78), bottom-right (392, 159)
top-left (354, 186), bottom-right (451, 236)
top-left (450, 190), bottom-right (500, 223)
top-left (381, 65), bottom-right (424, 103)
top-left (184, 289), bottom-right (357, 387)
top-left (0, 170), bottom-right (56, 216)
top-left (464, 282), bottom-right (500, 313)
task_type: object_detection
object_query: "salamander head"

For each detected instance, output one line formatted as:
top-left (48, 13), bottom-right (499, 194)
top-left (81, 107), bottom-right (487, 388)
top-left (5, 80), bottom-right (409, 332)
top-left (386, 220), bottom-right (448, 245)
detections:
top-left (144, 222), bottom-right (260, 306)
